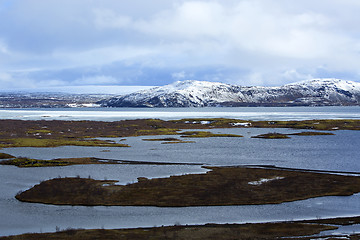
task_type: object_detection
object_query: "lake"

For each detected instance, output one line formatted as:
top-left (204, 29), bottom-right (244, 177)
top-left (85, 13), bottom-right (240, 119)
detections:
top-left (1, 106), bottom-right (360, 121)
top-left (1, 107), bottom-right (360, 236)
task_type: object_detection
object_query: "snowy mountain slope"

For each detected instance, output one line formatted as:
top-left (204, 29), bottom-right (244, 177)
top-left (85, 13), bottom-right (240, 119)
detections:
top-left (99, 79), bottom-right (360, 107)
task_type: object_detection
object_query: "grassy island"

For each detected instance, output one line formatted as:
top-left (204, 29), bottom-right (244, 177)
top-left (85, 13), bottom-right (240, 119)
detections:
top-left (0, 157), bottom-right (122, 168)
top-left (142, 137), bottom-right (195, 144)
top-left (0, 152), bottom-right (15, 159)
top-left (289, 131), bottom-right (335, 136)
top-left (252, 131), bottom-right (335, 139)
top-left (0, 138), bottom-right (129, 148)
top-left (251, 133), bottom-right (290, 139)
top-left (180, 131), bottom-right (243, 138)
top-left (1, 157), bottom-right (202, 168)
top-left (16, 166), bottom-right (360, 207)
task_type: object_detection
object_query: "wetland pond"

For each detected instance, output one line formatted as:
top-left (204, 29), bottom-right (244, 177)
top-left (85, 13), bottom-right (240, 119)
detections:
top-left (1, 127), bottom-right (360, 236)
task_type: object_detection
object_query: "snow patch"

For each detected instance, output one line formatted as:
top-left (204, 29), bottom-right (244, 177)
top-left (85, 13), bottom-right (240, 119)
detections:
top-left (231, 122), bottom-right (251, 127)
top-left (248, 176), bottom-right (285, 186)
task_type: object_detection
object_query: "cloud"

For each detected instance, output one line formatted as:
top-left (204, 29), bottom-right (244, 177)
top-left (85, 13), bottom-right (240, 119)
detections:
top-left (72, 75), bottom-right (119, 85)
top-left (93, 9), bottom-right (132, 29)
top-left (2, 0), bottom-right (360, 90)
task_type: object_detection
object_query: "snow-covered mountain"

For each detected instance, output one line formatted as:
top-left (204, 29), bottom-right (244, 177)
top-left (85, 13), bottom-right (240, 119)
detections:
top-left (99, 79), bottom-right (360, 107)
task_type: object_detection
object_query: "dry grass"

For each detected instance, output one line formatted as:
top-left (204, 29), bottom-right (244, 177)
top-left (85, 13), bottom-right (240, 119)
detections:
top-left (180, 131), bottom-right (243, 138)
top-left (0, 222), bottom-right (338, 240)
top-left (0, 152), bottom-right (15, 159)
top-left (251, 133), bottom-right (290, 139)
top-left (16, 167), bottom-right (360, 207)
top-left (0, 157), bottom-right (120, 168)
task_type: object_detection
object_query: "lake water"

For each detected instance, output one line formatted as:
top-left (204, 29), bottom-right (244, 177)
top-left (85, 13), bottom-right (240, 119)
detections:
top-left (1, 106), bottom-right (360, 121)
top-left (1, 107), bottom-right (360, 236)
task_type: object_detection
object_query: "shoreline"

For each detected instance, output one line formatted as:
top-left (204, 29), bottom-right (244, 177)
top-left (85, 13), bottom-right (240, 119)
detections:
top-left (2, 215), bottom-right (360, 239)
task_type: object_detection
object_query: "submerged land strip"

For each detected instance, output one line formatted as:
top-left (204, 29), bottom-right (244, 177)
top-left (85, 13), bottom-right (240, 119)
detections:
top-left (0, 156), bottom-right (203, 167)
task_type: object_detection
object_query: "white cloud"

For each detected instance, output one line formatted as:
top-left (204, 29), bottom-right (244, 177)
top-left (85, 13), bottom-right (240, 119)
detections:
top-left (171, 71), bottom-right (195, 80)
top-left (72, 75), bottom-right (119, 85)
top-left (88, 1), bottom-right (360, 69)
top-left (281, 69), bottom-right (313, 83)
top-left (93, 9), bottom-right (132, 29)
top-left (2, 0), bottom-right (360, 89)
top-left (171, 71), bottom-right (186, 80)
top-left (51, 46), bottom-right (156, 69)
top-left (0, 40), bottom-right (9, 54)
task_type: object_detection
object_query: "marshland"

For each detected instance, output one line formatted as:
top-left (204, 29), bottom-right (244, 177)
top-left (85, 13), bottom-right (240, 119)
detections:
top-left (1, 107), bottom-right (360, 239)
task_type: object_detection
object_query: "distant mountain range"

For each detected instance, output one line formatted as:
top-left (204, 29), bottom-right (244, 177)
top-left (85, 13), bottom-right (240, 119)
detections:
top-left (2, 79), bottom-right (360, 108)
top-left (99, 79), bottom-right (360, 107)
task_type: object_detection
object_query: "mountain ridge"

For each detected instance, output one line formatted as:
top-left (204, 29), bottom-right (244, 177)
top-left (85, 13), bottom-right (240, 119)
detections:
top-left (99, 79), bottom-right (360, 107)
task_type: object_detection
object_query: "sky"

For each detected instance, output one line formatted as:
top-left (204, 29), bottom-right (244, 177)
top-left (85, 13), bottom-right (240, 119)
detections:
top-left (1, 0), bottom-right (360, 93)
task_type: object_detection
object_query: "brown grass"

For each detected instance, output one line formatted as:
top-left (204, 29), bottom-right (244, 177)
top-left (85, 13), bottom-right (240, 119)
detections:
top-left (0, 118), bottom-right (357, 143)
top-left (0, 221), bottom-right (337, 240)
top-left (0, 157), bottom-right (120, 168)
top-left (0, 152), bottom-right (15, 159)
top-left (251, 133), bottom-right (290, 139)
top-left (16, 167), bottom-right (360, 207)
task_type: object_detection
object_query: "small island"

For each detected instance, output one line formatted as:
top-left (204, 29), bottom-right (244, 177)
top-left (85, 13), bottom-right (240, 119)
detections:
top-left (252, 131), bottom-right (335, 139)
top-left (16, 166), bottom-right (360, 207)
top-left (251, 132), bottom-right (290, 139)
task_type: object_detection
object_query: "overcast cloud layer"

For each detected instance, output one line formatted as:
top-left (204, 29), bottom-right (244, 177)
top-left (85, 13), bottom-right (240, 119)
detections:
top-left (1, 0), bottom-right (360, 92)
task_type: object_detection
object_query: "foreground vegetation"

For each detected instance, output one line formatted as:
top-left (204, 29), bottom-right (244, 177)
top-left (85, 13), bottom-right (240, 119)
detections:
top-left (16, 166), bottom-right (360, 207)
top-left (5, 215), bottom-right (360, 239)
top-left (0, 221), bottom-right (339, 240)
